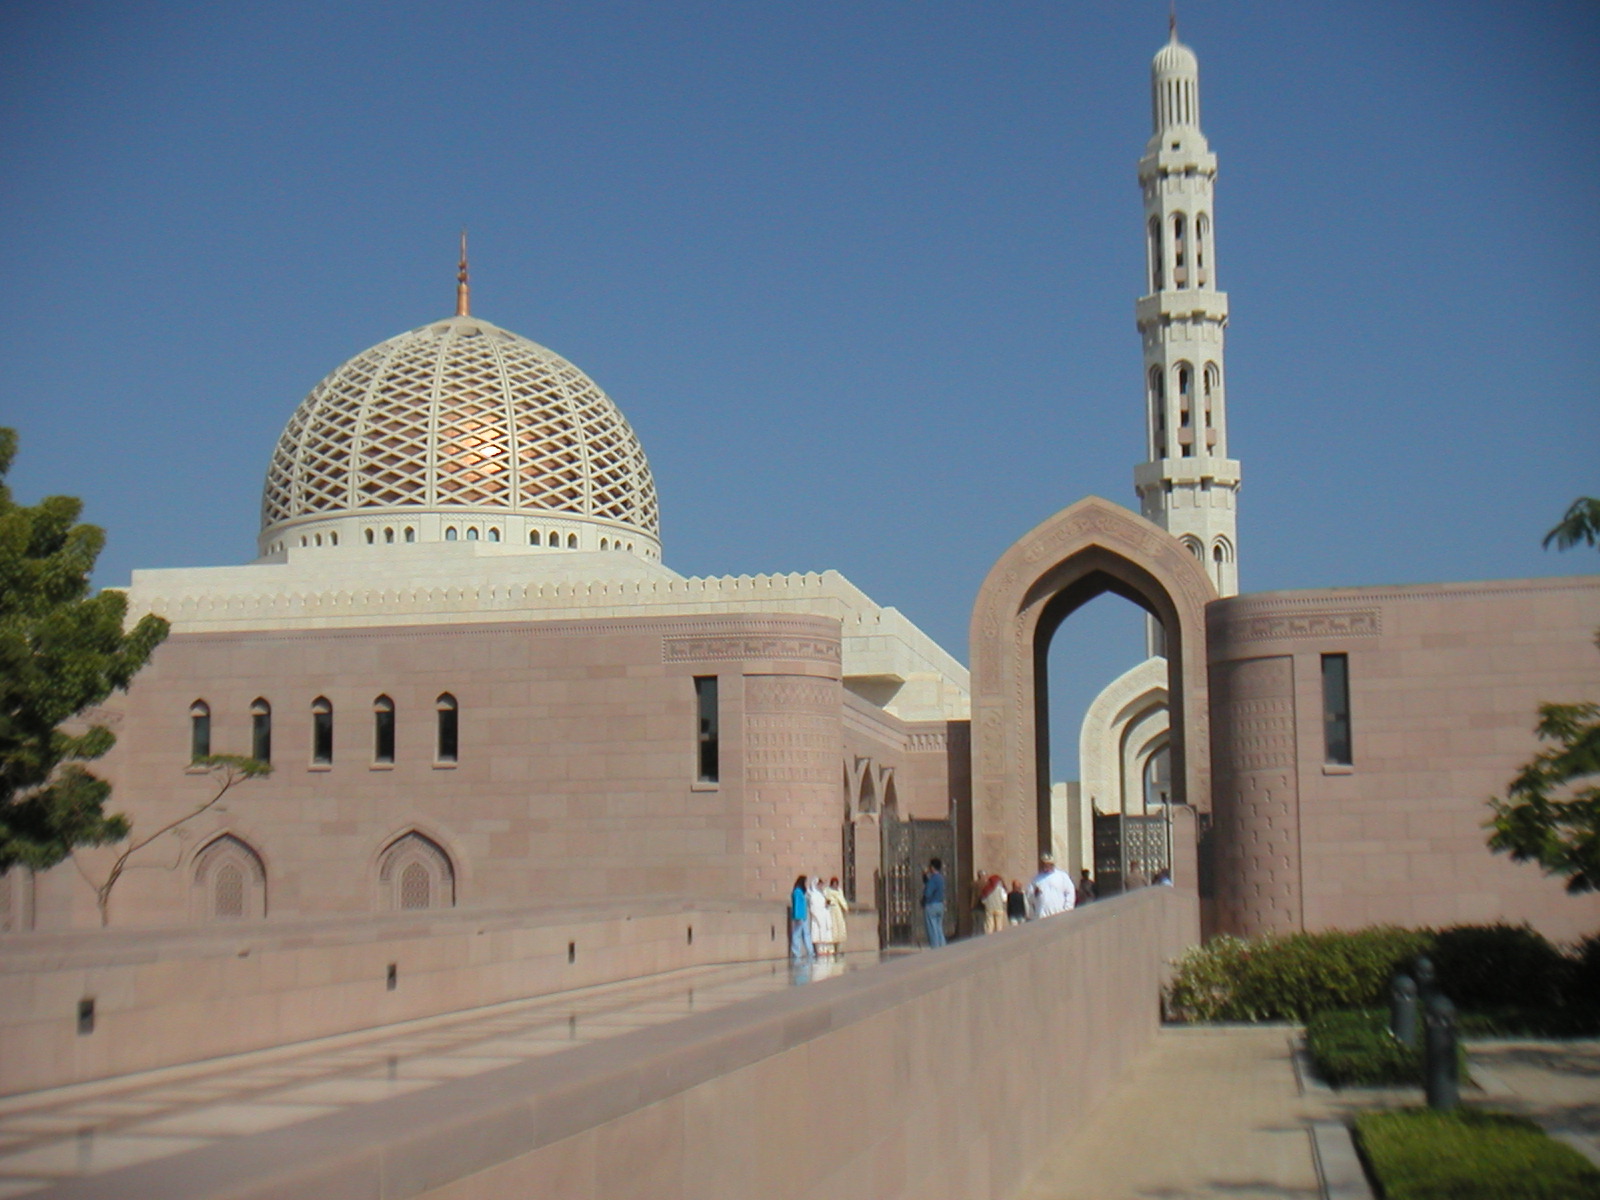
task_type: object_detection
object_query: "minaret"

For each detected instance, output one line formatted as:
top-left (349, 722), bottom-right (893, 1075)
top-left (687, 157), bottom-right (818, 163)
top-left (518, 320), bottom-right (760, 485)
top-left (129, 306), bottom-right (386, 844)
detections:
top-left (1134, 21), bottom-right (1240, 609)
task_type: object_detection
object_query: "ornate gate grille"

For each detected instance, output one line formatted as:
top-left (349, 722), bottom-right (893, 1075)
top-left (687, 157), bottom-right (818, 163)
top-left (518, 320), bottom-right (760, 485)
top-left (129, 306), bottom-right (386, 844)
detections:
top-left (877, 813), bottom-right (957, 947)
top-left (1092, 811), bottom-right (1171, 895)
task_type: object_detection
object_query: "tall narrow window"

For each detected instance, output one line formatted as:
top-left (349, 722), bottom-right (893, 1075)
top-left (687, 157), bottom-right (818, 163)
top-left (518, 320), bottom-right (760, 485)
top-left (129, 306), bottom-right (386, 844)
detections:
top-left (1148, 216), bottom-right (1164, 290)
top-left (1322, 654), bottom-right (1353, 765)
top-left (373, 695), bottom-right (395, 764)
top-left (189, 701), bottom-right (211, 761)
top-left (529, 530), bottom-right (541, 546)
top-left (1173, 213), bottom-right (1187, 286)
top-left (435, 693), bottom-right (458, 763)
top-left (250, 699), bottom-right (272, 763)
top-left (311, 697), bottom-right (333, 765)
top-left (694, 676), bottom-right (719, 783)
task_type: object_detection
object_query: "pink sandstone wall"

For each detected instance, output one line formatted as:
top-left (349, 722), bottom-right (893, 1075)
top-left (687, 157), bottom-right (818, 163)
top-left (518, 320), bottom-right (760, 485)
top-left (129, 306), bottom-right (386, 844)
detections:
top-left (37, 889), bottom-right (1197, 1200)
top-left (0, 900), bottom-right (787, 1096)
top-left (1208, 576), bottom-right (1600, 942)
top-left (27, 613), bottom-right (862, 930)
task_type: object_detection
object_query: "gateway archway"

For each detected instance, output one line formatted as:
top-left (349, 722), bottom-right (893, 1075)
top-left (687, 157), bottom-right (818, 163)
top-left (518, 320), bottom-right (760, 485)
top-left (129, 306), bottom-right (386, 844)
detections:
top-left (969, 497), bottom-right (1216, 882)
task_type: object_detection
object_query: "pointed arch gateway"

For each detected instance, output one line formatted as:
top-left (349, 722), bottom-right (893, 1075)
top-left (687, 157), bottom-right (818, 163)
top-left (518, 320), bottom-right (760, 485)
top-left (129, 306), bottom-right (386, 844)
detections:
top-left (968, 497), bottom-right (1216, 882)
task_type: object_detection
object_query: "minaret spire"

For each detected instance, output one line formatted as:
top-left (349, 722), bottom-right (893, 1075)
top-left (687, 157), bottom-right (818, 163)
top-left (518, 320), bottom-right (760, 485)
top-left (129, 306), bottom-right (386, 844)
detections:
top-left (1135, 27), bottom-right (1241, 614)
top-left (455, 229), bottom-right (471, 317)
top-left (1169, 2), bottom-right (1177, 41)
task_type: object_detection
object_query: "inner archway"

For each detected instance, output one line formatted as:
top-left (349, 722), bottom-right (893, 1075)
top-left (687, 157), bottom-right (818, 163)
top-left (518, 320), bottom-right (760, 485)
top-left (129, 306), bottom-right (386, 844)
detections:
top-left (968, 497), bottom-right (1216, 882)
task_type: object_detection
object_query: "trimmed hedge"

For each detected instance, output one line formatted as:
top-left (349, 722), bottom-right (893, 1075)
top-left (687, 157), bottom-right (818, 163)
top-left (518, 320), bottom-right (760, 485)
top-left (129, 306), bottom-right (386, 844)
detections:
top-left (1306, 1009), bottom-right (1424, 1087)
top-left (1355, 1108), bottom-right (1600, 1199)
top-left (1164, 923), bottom-right (1600, 1026)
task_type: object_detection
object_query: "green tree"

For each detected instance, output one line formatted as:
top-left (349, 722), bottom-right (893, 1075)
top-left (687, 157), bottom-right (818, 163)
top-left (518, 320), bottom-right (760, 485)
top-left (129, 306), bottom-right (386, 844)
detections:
top-left (1487, 498), bottom-right (1600, 893)
top-left (0, 427), bottom-right (169, 872)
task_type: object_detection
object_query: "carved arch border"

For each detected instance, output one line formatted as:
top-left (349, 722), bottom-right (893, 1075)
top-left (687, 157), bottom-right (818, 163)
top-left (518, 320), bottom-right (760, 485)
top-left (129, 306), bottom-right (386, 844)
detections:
top-left (369, 822), bottom-right (466, 912)
top-left (969, 496), bottom-right (1216, 881)
top-left (188, 831), bottom-right (269, 922)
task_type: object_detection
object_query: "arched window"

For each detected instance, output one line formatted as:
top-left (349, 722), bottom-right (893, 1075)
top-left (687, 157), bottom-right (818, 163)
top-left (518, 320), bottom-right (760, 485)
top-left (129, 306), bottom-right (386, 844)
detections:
top-left (365, 529), bottom-right (375, 545)
top-left (314, 534), bottom-right (322, 547)
top-left (436, 693), bottom-right (459, 763)
top-left (444, 527), bottom-right (458, 542)
top-left (189, 701), bottom-right (211, 761)
top-left (377, 831), bottom-right (455, 911)
top-left (191, 834), bottom-right (267, 921)
top-left (1196, 213), bottom-right (1209, 284)
top-left (373, 695), bottom-right (395, 764)
top-left (404, 527), bottom-right (415, 543)
top-left (1148, 216), bottom-right (1164, 291)
top-left (1148, 365), bottom-right (1167, 459)
top-left (465, 527), bottom-right (479, 541)
top-left (385, 527), bottom-right (395, 544)
top-left (529, 530), bottom-right (541, 546)
top-left (1173, 213), bottom-right (1187, 287)
top-left (250, 698), bottom-right (272, 763)
top-left (1203, 362), bottom-right (1221, 451)
top-left (487, 528), bottom-right (500, 543)
top-left (600, 538), bottom-right (609, 551)
top-left (329, 532), bottom-right (338, 546)
top-left (300, 536), bottom-right (307, 547)
top-left (1176, 364), bottom-right (1194, 456)
top-left (566, 533), bottom-right (578, 549)
top-left (311, 696), bottom-right (333, 765)
top-left (1182, 537), bottom-right (1203, 560)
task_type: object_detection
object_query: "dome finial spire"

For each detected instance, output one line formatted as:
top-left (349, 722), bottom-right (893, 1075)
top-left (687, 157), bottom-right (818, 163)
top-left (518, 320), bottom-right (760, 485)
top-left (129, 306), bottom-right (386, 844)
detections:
top-left (1169, 2), bottom-right (1178, 42)
top-left (455, 228), bottom-right (471, 317)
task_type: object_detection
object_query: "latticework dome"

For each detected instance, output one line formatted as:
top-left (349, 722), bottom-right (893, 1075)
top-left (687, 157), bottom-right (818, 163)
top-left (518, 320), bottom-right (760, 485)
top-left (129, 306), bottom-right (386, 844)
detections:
top-left (259, 314), bottom-right (661, 560)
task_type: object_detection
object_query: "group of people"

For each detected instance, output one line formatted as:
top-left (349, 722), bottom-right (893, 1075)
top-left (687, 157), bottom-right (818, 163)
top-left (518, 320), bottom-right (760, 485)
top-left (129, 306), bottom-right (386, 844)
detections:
top-left (789, 875), bottom-right (849, 959)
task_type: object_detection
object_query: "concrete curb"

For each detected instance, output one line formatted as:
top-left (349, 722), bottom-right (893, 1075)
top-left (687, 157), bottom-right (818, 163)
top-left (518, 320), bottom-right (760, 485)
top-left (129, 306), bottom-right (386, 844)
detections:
top-left (1310, 1122), bottom-right (1374, 1200)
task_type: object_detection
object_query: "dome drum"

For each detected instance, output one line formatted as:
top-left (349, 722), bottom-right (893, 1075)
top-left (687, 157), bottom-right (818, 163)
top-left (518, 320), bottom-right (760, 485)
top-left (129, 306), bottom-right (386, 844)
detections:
top-left (259, 315), bottom-right (661, 561)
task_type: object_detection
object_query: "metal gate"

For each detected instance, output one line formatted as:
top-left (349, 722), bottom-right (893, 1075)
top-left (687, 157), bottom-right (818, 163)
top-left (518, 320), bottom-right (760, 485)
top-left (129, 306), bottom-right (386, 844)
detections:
top-left (876, 813), bottom-right (957, 947)
top-left (1092, 810), bottom-right (1171, 895)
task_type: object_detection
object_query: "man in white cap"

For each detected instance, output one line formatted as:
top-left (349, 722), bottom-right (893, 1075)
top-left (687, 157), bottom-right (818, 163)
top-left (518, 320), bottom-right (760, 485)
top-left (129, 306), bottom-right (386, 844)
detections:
top-left (1028, 851), bottom-right (1075, 919)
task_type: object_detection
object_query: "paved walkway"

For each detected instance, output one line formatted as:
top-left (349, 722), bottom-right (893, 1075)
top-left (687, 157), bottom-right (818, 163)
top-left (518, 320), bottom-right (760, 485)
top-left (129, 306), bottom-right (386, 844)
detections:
top-left (0, 952), bottom-right (871, 1198)
top-left (1022, 1026), bottom-right (1600, 1200)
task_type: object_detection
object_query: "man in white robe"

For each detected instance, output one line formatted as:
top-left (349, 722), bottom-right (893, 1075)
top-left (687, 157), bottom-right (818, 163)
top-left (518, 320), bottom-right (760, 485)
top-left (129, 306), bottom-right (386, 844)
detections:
top-left (1028, 852), bottom-right (1076, 919)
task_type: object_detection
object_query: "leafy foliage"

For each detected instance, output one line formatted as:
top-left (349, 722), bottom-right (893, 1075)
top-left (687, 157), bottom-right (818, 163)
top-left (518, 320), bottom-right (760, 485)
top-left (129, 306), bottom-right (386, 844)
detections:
top-left (1355, 1107), bottom-right (1600, 1200)
top-left (1487, 498), bottom-right (1600, 892)
top-left (1165, 924), bottom-right (1597, 1027)
top-left (1165, 927), bottom-right (1430, 1022)
top-left (1306, 1008), bottom-right (1426, 1087)
top-left (0, 427), bottom-right (169, 871)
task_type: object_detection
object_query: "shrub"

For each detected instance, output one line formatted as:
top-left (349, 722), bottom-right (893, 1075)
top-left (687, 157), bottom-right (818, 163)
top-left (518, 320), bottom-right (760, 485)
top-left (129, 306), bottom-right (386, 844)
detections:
top-left (1165, 926), bottom-right (1429, 1022)
top-left (1430, 924), bottom-right (1568, 1011)
top-left (1306, 1009), bottom-right (1424, 1087)
top-left (1355, 1107), bottom-right (1600, 1199)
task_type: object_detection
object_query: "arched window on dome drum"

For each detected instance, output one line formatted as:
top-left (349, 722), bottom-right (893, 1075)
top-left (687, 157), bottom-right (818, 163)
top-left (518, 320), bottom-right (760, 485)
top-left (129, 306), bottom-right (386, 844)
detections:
top-left (314, 534), bottom-right (322, 547)
top-left (600, 538), bottom-right (608, 551)
top-left (465, 528), bottom-right (478, 541)
top-left (404, 527), bottom-right (415, 543)
top-left (365, 529), bottom-right (374, 545)
top-left (549, 530), bottom-right (559, 547)
top-left (444, 527), bottom-right (458, 542)
top-left (250, 699), bottom-right (272, 763)
top-left (566, 533), bottom-right (578, 549)
top-left (529, 530), bottom-right (540, 546)
top-left (330, 532), bottom-right (338, 546)
top-left (385, 527), bottom-right (395, 544)
top-left (488, 528), bottom-right (499, 542)
top-left (373, 695), bottom-right (395, 765)
top-left (189, 701), bottom-right (211, 761)
top-left (311, 697), bottom-right (333, 765)
top-left (436, 694), bottom-right (459, 763)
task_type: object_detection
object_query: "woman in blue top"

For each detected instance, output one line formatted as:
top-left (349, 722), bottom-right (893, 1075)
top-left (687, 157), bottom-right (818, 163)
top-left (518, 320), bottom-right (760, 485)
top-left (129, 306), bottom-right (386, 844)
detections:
top-left (790, 875), bottom-right (814, 959)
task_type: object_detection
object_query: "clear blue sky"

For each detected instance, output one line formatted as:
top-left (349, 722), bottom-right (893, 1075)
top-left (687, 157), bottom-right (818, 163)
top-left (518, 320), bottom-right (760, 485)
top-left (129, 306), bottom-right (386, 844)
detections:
top-left (3, 2), bottom-right (1596, 777)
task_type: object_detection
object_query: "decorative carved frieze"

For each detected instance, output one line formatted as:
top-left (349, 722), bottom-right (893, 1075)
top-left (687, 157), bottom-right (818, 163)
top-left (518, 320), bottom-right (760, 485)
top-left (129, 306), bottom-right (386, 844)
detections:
top-left (1225, 609), bottom-right (1381, 642)
top-left (662, 634), bottom-right (841, 666)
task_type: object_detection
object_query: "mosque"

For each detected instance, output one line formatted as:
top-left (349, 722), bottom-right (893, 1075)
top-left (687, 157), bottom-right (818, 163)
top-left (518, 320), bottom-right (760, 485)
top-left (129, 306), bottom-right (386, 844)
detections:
top-left (3, 27), bottom-right (1597, 954)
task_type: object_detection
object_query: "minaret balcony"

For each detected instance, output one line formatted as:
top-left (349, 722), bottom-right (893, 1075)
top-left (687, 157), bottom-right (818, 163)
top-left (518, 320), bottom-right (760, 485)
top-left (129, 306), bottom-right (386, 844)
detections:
top-left (1134, 457), bottom-right (1241, 490)
top-left (1135, 290), bottom-right (1229, 329)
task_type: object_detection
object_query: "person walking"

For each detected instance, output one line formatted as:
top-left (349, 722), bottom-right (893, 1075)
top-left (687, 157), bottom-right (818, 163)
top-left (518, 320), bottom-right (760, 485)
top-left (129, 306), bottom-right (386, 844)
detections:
top-left (1006, 879), bottom-right (1027, 925)
top-left (1028, 852), bottom-right (1076, 919)
top-left (789, 875), bottom-right (814, 959)
top-left (823, 877), bottom-right (849, 953)
top-left (920, 858), bottom-right (947, 948)
top-left (807, 876), bottom-right (832, 955)
top-left (980, 873), bottom-right (1008, 933)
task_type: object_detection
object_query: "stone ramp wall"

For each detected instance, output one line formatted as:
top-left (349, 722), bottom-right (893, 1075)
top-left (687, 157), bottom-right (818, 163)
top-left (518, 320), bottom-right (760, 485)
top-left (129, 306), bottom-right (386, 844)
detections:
top-left (0, 899), bottom-right (788, 1097)
top-left (42, 888), bottom-right (1198, 1200)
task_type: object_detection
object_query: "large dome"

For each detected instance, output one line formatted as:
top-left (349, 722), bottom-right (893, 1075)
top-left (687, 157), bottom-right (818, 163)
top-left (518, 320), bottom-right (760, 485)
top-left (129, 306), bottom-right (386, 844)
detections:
top-left (259, 314), bottom-right (661, 560)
